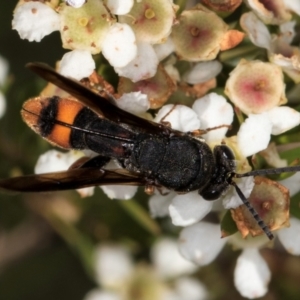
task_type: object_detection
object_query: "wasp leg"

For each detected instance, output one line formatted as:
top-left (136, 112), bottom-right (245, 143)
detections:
top-left (188, 124), bottom-right (232, 137)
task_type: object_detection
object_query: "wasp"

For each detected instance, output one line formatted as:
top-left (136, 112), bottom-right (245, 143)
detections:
top-left (1, 62), bottom-right (300, 240)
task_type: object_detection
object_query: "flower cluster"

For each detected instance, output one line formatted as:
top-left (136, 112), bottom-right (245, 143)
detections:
top-left (84, 239), bottom-right (207, 300)
top-left (12, 0), bottom-right (300, 298)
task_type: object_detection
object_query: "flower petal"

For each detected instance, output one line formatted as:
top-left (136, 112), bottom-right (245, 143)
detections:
top-left (267, 106), bottom-right (300, 135)
top-left (114, 43), bottom-right (158, 82)
top-left (183, 60), bottom-right (222, 85)
top-left (174, 277), bottom-right (208, 300)
top-left (240, 12), bottom-right (271, 50)
top-left (106, 0), bottom-right (134, 15)
top-left (154, 104), bottom-right (200, 132)
top-left (102, 23), bottom-right (137, 68)
top-left (179, 222), bottom-right (227, 266)
top-left (169, 192), bottom-right (213, 226)
top-left (151, 238), bottom-right (197, 279)
top-left (116, 92), bottom-right (149, 115)
top-left (94, 245), bottom-right (133, 288)
top-left (65, 0), bottom-right (87, 8)
top-left (237, 114), bottom-right (272, 157)
top-left (59, 50), bottom-right (95, 80)
top-left (234, 248), bottom-right (270, 298)
top-left (277, 217), bottom-right (300, 255)
top-left (12, 2), bottom-right (60, 42)
top-left (148, 192), bottom-right (174, 218)
top-left (192, 93), bottom-right (233, 142)
top-left (83, 289), bottom-right (122, 300)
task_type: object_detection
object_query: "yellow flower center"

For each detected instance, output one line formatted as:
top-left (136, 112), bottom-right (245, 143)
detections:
top-left (145, 8), bottom-right (155, 19)
top-left (78, 17), bottom-right (89, 27)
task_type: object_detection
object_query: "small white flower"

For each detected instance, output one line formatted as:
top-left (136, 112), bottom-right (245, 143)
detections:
top-left (174, 277), bottom-right (208, 300)
top-left (222, 177), bottom-right (255, 209)
top-left (169, 192), bottom-right (213, 227)
top-left (102, 23), bottom-right (137, 68)
top-left (148, 192), bottom-right (174, 218)
top-left (84, 290), bottom-right (122, 300)
top-left (65, 0), bottom-right (86, 8)
top-left (0, 92), bottom-right (6, 119)
top-left (192, 93), bottom-right (234, 142)
top-left (59, 50), bottom-right (95, 80)
top-left (240, 12), bottom-right (271, 50)
top-left (94, 245), bottom-right (133, 289)
top-left (151, 238), bottom-right (197, 279)
top-left (267, 106), bottom-right (300, 135)
top-left (234, 248), bottom-right (270, 299)
top-left (153, 37), bottom-right (175, 61)
top-left (237, 113), bottom-right (272, 157)
top-left (114, 43), bottom-right (159, 82)
top-left (183, 61), bottom-right (223, 85)
top-left (34, 149), bottom-right (95, 197)
top-left (117, 92), bottom-right (149, 115)
top-left (100, 160), bottom-right (137, 200)
top-left (34, 149), bottom-right (82, 173)
top-left (179, 222), bottom-right (227, 266)
top-left (106, 0), bottom-right (134, 15)
top-left (0, 55), bottom-right (9, 86)
top-left (12, 2), bottom-right (60, 42)
top-left (283, 0), bottom-right (300, 16)
top-left (279, 172), bottom-right (300, 197)
top-left (277, 217), bottom-right (300, 255)
top-left (154, 104), bottom-right (200, 132)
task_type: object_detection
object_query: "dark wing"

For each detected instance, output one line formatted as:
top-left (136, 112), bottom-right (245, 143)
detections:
top-left (0, 168), bottom-right (148, 193)
top-left (27, 62), bottom-right (178, 135)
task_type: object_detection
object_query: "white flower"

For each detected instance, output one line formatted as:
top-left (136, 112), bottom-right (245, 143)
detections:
top-left (0, 92), bottom-right (6, 119)
top-left (65, 0), bottom-right (87, 8)
top-left (277, 217), bottom-right (300, 255)
top-left (222, 177), bottom-right (255, 209)
top-left (183, 60), bottom-right (223, 85)
top-left (237, 113), bottom-right (272, 157)
top-left (34, 149), bottom-right (95, 197)
top-left (12, 2), bottom-right (60, 42)
top-left (94, 245), bottom-right (133, 288)
top-left (169, 191), bottom-right (213, 227)
top-left (102, 23), bottom-right (137, 68)
top-left (179, 222), bottom-right (228, 266)
top-left (151, 238), bottom-right (197, 278)
top-left (84, 290), bottom-right (121, 300)
top-left (174, 277), bottom-right (208, 300)
top-left (59, 50), bottom-right (95, 80)
top-left (148, 192), bottom-right (174, 218)
top-left (153, 37), bottom-right (175, 61)
top-left (234, 248), bottom-right (270, 298)
top-left (106, 0), bottom-right (134, 15)
top-left (283, 0), bottom-right (300, 16)
top-left (117, 92), bottom-right (150, 115)
top-left (240, 12), bottom-right (271, 50)
top-left (0, 55), bottom-right (9, 86)
top-left (100, 160), bottom-right (138, 200)
top-left (84, 241), bottom-right (208, 300)
top-left (154, 104), bottom-right (200, 132)
top-left (192, 93), bottom-right (234, 142)
top-left (114, 43), bottom-right (159, 82)
top-left (267, 106), bottom-right (300, 135)
top-left (237, 108), bottom-right (300, 157)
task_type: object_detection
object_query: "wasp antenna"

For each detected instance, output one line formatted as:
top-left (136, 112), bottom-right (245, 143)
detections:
top-left (235, 165), bottom-right (300, 178)
top-left (231, 181), bottom-right (274, 240)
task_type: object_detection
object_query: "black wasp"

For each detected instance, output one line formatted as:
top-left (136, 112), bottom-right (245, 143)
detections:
top-left (1, 62), bottom-right (300, 240)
